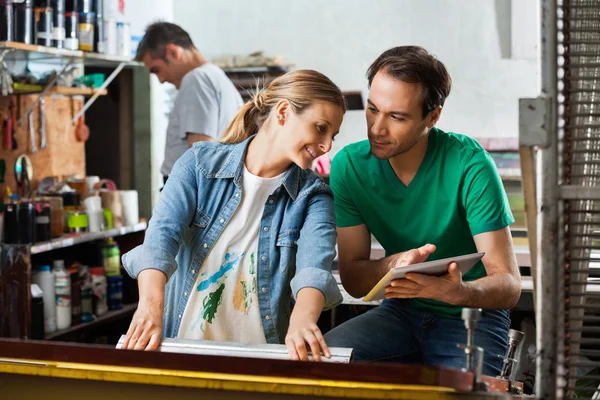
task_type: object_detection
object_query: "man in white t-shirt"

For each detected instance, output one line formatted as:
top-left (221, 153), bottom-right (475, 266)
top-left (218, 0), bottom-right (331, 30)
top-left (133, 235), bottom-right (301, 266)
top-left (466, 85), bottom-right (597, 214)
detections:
top-left (135, 22), bottom-right (243, 182)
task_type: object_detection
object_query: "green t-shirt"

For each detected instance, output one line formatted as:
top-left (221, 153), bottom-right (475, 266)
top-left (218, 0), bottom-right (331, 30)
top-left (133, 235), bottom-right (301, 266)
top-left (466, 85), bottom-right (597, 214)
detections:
top-left (330, 127), bottom-right (514, 318)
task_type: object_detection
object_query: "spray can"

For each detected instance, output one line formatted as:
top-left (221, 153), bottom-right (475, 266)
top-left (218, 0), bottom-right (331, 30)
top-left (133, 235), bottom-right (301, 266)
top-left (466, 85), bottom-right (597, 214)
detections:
top-left (0, 1), bottom-right (14, 42)
top-left (14, 0), bottom-right (33, 44)
top-left (93, 0), bottom-right (103, 53)
top-left (51, 0), bottom-right (65, 48)
top-left (116, 21), bottom-right (129, 57)
top-left (63, 11), bottom-right (78, 49)
top-left (34, 6), bottom-right (53, 46)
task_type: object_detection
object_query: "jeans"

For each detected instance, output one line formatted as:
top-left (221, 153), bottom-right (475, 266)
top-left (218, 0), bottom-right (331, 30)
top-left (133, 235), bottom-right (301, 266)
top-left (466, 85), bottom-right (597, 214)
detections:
top-left (324, 299), bottom-right (510, 376)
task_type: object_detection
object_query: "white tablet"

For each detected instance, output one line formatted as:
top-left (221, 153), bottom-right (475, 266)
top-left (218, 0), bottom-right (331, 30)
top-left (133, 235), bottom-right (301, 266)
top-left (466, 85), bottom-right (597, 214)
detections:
top-left (362, 252), bottom-right (485, 302)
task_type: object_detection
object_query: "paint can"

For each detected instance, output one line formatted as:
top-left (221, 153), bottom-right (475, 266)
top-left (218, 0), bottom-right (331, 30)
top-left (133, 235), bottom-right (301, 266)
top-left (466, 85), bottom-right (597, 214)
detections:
top-left (34, 7), bottom-right (53, 46)
top-left (78, 10), bottom-right (94, 51)
top-left (33, 199), bottom-right (51, 243)
top-left (0, 1), bottom-right (14, 42)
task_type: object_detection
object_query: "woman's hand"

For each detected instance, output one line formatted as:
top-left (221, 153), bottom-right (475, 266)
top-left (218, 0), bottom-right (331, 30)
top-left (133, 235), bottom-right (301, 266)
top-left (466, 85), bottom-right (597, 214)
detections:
top-left (285, 287), bottom-right (329, 361)
top-left (121, 269), bottom-right (167, 351)
top-left (285, 316), bottom-right (330, 361)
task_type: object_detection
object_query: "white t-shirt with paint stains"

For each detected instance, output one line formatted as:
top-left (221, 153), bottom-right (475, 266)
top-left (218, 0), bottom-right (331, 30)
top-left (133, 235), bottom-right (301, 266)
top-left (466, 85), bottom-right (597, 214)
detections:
top-left (177, 165), bottom-right (286, 343)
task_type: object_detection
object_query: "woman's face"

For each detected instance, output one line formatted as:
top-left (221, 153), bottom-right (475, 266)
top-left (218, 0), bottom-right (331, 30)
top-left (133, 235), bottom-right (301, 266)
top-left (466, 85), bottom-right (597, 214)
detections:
top-left (276, 100), bottom-right (344, 169)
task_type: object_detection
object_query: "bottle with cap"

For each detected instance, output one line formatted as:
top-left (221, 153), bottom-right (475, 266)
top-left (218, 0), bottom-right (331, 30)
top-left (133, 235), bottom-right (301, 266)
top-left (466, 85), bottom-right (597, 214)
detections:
top-left (31, 264), bottom-right (57, 333)
top-left (90, 266), bottom-right (108, 317)
top-left (102, 238), bottom-right (121, 276)
top-left (53, 260), bottom-right (72, 330)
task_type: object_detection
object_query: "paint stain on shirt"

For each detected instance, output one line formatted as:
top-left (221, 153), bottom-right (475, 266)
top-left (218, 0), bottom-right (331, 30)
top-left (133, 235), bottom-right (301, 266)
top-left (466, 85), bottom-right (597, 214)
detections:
top-left (196, 252), bottom-right (243, 292)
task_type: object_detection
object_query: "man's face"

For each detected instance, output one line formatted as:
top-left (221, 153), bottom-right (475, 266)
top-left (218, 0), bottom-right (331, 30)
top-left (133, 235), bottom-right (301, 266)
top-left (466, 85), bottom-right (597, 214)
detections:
top-left (142, 50), bottom-right (183, 88)
top-left (366, 71), bottom-right (438, 160)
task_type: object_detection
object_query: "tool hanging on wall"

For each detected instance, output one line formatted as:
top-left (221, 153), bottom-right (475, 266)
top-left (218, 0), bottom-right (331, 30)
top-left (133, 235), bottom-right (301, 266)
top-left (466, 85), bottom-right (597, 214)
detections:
top-left (7, 96), bottom-right (17, 150)
top-left (28, 110), bottom-right (37, 154)
top-left (39, 97), bottom-right (47, 149)
top-left (0, 50), bottom-right (14, 97)
top-left (15, 154), bottom-right (33, 199)
top-left (75, 103), bottom-right (90, 142)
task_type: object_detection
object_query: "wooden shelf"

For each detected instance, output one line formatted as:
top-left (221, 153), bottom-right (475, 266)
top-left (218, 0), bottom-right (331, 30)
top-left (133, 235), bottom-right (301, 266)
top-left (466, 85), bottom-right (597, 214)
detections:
top-left (13, 85), bottom-right (108, 96)
top-left (45, 303), bottom-right (138, 340)
top-left (0, 41), bottom-right (141, 68)
top-left (31, 221), bottom-right (147, 255)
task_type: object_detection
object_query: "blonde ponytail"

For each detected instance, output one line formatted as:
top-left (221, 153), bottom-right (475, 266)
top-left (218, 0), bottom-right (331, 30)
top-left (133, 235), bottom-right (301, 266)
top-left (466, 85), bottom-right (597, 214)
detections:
top-left (220, 70), bottom-right (346, 144)
top-left (220, 90), bottom-right (270, 144)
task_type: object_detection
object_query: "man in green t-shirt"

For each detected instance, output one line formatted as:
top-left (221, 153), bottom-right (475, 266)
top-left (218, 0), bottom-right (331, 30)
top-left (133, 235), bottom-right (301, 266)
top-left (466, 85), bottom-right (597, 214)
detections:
top-left (323, 46), bottom-right (521, 376)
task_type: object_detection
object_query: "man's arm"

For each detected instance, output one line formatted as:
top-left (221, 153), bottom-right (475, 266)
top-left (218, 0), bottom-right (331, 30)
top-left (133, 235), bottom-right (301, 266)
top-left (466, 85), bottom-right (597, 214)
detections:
top-left (187, 132), bottom-right (215, 147)
top-left (387, 227), bottom-right (521, 309)
top-left (457, 227), bottom-right (521, 308)
top-left (338, 224), bottom-right (436, 298)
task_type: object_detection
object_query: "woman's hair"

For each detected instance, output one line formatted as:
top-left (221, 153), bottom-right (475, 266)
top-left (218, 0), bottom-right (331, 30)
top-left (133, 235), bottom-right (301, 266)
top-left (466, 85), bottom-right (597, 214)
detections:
top-left (220, 69), bottom-right (346, 144)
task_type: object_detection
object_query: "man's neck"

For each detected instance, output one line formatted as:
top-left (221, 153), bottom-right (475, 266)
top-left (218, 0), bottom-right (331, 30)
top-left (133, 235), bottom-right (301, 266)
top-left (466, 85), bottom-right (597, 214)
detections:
top-left (388, 133), bottom-right (430, 187)
top-left (181, 49), bottom-right (208, 75)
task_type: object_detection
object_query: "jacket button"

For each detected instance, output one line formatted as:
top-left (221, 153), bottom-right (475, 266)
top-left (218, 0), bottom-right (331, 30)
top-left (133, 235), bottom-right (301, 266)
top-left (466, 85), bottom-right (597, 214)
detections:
top-left (220, 219), bottom-right (224, 223)
top-left (178, 314), bottom-right (182, 319)
top-left (192, 270), bottom-right (196, 274)
top-left (235, 193), bottom-right (240, 198)
top-left (263, 226), bottom-right (269, 232)
top-left (265, 315), bottom-right (271, 320)
top-left (261, 287), bottom-right (266, 293)
top-left (184, 292), bottom-right (188, 296)
top-left (261, 255), bottom-right (266, 261)
top-left (268, 199), bottom-right (274, 204)
top-left (203, 243), bottom-right (208, 248)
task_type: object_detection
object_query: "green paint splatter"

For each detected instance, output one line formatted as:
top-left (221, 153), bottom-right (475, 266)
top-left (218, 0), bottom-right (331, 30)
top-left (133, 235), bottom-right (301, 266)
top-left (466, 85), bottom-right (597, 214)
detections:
top-left (250, 253), bottom-right (255, 275)
top-left (240, 280), bottom-right (250, 314)
top-left (202, 283), bottom-right (225, 323)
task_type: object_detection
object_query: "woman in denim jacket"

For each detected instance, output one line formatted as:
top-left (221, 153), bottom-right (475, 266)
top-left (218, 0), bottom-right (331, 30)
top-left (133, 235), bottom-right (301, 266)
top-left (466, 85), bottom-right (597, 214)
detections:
top-left (121, 70), bottom-right (345, 360)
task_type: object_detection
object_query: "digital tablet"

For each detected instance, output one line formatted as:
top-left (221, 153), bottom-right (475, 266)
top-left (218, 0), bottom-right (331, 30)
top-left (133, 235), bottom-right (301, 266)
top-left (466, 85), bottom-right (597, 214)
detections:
top-left (362, 252), bottom-right (485, 302)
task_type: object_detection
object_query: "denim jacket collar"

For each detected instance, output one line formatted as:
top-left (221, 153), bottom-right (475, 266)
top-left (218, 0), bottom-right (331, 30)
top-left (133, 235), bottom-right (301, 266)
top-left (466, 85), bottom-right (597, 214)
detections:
top-left (213, 135), bottom-right (301, 201)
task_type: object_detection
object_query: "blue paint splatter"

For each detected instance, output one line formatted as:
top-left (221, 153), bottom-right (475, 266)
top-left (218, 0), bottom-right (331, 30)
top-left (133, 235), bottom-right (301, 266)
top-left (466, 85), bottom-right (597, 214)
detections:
top-left (196, 252), bottom-right (244, 292)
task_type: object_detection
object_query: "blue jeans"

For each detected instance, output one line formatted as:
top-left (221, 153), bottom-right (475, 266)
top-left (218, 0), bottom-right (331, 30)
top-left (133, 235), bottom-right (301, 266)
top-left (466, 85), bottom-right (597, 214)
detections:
top-left (324, 299), bottom-right (510, 376)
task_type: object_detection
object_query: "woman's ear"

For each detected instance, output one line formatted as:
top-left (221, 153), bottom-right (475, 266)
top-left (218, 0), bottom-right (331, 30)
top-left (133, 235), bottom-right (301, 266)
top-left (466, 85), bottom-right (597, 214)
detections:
top-left (274, 99), bottom-right (290, 125)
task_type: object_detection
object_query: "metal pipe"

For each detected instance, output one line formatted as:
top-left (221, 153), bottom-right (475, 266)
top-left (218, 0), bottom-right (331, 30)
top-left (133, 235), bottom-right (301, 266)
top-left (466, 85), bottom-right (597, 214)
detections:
top-left (537, 1), bottom-right (560, 399)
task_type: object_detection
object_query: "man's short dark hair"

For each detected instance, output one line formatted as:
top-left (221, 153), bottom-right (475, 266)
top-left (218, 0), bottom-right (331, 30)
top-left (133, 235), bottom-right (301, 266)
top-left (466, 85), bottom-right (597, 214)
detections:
top-left (135, 22), bottom-right (196, 62)
top-left (367, 46), bottom-right (452, 118)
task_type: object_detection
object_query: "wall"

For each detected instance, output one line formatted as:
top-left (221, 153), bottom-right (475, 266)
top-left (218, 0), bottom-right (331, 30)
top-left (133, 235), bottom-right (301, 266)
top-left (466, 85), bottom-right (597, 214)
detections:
top-left (174, 0), bottom-right (540, 156)
top-left (125, 0), bottom-right (175, 205)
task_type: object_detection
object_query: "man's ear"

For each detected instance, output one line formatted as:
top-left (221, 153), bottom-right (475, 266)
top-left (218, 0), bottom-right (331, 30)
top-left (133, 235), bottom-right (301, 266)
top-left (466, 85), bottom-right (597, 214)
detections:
top-left (427, 106), bottom-right (442, 128)
top-left (165, 43), bottom-right (181, 61)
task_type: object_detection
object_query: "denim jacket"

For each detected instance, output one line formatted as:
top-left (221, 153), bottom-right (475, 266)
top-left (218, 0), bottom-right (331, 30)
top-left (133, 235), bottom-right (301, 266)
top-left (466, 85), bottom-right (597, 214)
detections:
top-left (122, 136), bottom-right (342, 344)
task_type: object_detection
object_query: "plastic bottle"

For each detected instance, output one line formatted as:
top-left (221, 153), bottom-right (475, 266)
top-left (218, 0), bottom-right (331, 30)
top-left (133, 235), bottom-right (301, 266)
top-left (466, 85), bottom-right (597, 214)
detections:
top-left (90, 267), bottom-right (108, 316)
top-left (69, 265), bottom-right (81, 325)
top-left (107, 274), bottom-right (122, 310)
top-left (79, 265), bottom-right (94, 323)
top-left (102, 238), bottom-right (121, 276)
top-left (32, 265), bottom-right (57, 333)
top-left (53, 260), bottom-right (72, 330)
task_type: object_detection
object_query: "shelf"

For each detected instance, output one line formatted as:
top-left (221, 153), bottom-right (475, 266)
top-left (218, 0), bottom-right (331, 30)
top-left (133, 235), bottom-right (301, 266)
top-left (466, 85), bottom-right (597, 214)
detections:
top-left (0, 41), bottom-right (141, 68)
top-left (222, 65), bottom-right (292, 74)
top-left (31, 221), bottom-right (147, 255)
top-left (13, 85), bottom-right (108, 96)
top-left (45, 303), bottom-right (138, 340)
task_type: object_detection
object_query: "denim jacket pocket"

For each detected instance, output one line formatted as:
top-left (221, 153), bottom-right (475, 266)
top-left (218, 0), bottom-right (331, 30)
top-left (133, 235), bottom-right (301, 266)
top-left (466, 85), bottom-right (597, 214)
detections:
top-left (276, 229), bottom-right (300, 274)
top-left (183, 207), bottom-right (211, 245)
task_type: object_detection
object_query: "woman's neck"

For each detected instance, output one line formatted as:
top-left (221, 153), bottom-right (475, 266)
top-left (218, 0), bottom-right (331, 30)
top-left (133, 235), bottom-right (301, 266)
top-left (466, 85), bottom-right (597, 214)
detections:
top-left (244, 131), bottom-right (292, 178)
